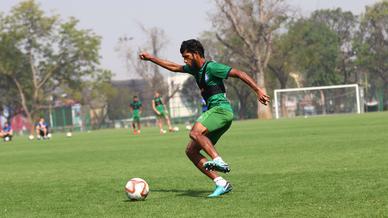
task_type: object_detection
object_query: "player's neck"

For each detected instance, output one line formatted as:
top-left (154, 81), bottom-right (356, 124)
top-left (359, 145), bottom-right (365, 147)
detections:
top-left (198, 58), bottom-right (206, 68)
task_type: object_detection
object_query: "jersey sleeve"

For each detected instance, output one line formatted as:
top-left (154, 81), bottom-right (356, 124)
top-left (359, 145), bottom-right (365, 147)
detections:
top-left (207, 62), bottom-right (232, 79)
top-left (182, 64), bottom-right (195, 75)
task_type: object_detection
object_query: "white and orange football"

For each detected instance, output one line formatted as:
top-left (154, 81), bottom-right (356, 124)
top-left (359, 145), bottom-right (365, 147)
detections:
top-left (125, 178), bottom-right (149, 200)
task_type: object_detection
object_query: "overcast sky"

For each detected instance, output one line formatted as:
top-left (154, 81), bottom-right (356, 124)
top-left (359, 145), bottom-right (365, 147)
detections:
top-left (0, 0), bottom-right (380, 80)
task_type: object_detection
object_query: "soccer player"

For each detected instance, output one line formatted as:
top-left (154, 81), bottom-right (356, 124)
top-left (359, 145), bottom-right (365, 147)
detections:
top-left (35, 117), bottom-right (49, 139)
top-left (129, 95), bottom-right (143, 134)
top-left (0, 121), bottom-right (13, 142)
top-left (152, 91), bottom-right (173, 134)
top-left (139, 39), bottom-right (270, 197)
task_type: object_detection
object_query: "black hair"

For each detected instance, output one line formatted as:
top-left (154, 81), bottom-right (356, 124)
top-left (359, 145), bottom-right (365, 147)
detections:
top-left (180, 39), bottom-right (205, 58)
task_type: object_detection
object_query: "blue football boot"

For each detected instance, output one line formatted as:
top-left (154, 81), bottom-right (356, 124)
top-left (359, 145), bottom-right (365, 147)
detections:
top-left (203, 159), bottom-right (231, 173)
top-left (208, 182), bottom-right (233, 198)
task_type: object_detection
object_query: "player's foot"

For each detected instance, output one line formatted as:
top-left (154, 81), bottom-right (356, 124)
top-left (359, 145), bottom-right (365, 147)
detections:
top-left (137, 130), bottom-right (141, 134)
top-left (203, 159), bottom-right (231, 173)
top-left (160, 129), bottom-right (167, 134)
top-left (208, 182), bottom-right (233, 198)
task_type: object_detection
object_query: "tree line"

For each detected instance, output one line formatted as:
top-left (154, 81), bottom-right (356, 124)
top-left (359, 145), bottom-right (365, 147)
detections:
top-left (1, 0), bottom-right (387, 129)
top-left (188, 0), bottom-right (387, 119)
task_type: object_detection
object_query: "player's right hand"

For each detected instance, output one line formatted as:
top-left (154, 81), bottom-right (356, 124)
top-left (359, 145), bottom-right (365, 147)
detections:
top-left (139, 52), bottom-right (152, 61)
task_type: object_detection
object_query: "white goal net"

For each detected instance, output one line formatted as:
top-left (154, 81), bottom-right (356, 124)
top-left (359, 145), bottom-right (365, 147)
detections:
top-left (274, 84), bottom-right (362, 119)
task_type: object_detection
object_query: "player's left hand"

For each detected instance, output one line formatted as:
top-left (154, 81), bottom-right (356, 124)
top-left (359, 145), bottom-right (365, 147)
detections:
top-left (257, 89), bottom-right (270, 106)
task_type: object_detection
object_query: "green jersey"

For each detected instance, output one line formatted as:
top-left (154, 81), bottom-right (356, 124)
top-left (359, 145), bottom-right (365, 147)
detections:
top-left (130, 100), bottom-right (142, 116)
top-left (153, 97), bottom-right (164, 112)
top-left (183, 61), bottom-right (233, 112)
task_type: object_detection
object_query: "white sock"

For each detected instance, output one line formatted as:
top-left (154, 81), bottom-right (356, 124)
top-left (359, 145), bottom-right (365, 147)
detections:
top-left (213, 177), bottom-right (227, 187)
top-left (213, 156), bottom-right (224, 163)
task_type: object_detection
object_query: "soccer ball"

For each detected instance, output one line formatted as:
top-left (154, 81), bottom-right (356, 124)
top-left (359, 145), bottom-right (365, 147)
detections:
top-left (125, 178), bottom-right (149, 200)
top-left (172, 126), bottom-right (179, 132)
top-left (4, 136), bottom-right (10, 142)
top-left (66, 132), bottom-right (72, 137)
top-left (28, 135), bottom-right (34, 140)
top-left (47, 133), bottom-right (52, 139)
top-left (185, 125), bottom-right (192, 130)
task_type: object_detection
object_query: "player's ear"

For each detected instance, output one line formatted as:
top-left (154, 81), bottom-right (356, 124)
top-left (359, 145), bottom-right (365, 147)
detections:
top-left (194, 51), bottom-right (202, 59)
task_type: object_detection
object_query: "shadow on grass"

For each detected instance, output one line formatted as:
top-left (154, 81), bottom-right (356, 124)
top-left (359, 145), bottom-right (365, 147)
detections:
top-left (122, 199), bottom-right (145, 203)
top-left (152, 189), bottom-right (209, 198)
top-left (122, 188), bottom-right (238, 202)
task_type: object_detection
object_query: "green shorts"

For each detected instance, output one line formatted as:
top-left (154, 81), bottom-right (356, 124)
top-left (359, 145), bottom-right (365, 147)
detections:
top-left (155, 106), bottom-right (168, 118)
top-left (132, 110), bottom-right (140, 122)
top-left (197, 106), bottom-right (234, 145)
top-left (156, 111), bottom-right (167, 118)
top-left (133, 115), bottom-right (140, 122)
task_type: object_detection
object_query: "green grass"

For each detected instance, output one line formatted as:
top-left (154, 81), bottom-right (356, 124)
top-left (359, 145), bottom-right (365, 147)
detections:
top-left (1, 112), bottom-right (388, 217)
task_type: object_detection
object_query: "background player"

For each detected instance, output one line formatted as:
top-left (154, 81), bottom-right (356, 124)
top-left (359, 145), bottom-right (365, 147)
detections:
top-left (129, 95), bottom-right (143, 134)
top-left (0, 121), bottom-right (13, 142)
top-left (35, 117), bottom-right (49, 139)
top-left (152, 91), bottom-right (173, 134)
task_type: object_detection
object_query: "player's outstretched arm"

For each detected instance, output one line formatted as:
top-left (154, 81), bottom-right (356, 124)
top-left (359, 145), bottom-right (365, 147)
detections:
top-left (229, 68), bottom-right (270, 106)
top-left (139, 52), bottom-right (184, 73)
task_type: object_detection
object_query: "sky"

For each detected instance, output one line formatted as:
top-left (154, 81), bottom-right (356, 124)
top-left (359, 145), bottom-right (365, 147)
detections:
top-left (0, 0), bottom-right (380, 80)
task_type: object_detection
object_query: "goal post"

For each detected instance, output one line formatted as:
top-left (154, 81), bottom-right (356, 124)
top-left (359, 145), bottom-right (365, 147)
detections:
top-left (274, 84), bottom-right (362, 119)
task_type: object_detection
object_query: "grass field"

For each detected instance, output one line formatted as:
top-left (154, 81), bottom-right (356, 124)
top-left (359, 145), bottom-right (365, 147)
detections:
top-left (1, 112), bottom-right (388, 217)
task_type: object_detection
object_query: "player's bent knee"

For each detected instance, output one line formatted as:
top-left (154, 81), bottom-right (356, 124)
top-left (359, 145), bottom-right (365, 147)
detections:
top-left (189, 130), bottom-right (202, 141)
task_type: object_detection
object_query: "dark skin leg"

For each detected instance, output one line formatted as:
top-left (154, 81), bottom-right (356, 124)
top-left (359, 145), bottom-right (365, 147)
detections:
top-left (137, 121), bottom-right (141, 131)
top-left (189, 122), bottom-right (219, 159)
top-left (185, 140), bottom-right (219, 180)
top-left (132, 121), bottom-right (141, 131)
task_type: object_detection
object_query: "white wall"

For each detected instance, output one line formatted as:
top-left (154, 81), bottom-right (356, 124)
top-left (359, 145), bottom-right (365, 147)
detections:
top-left (168, 74), bottom-right (196, 118)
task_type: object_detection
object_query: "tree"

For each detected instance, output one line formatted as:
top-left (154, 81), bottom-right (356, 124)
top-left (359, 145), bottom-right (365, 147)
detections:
top-left (106, 87), bottom-right (133, 120)
top-left (354, 1), bottom-right (388, 102)
top-left (0, 75), bottom-right (21, 118)
top-left (287, 19), bottom-right (340, 87)
top-left (199, 31), bottom-right (258, 119)
top-left (287, 19), bottom-right (341, 114)
top-left (212, 0), bottom-right (289, 119)
top-left (310, 8), bottom-right (358, 84)
top-left (267, 33), bottom-right (297, 117)
top-left (116, 26), bottom-right (179, 103)
top-left (0, 0), bottom-right (106, 132)
top-left (73, 70), bottom-right (114, 129)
